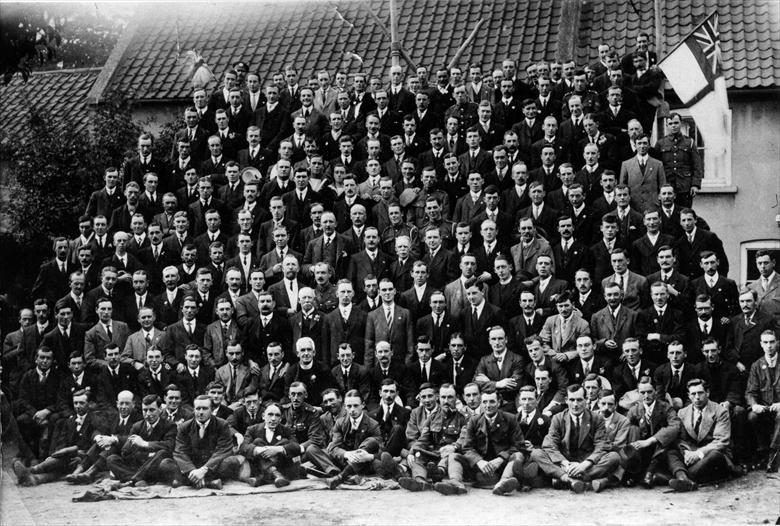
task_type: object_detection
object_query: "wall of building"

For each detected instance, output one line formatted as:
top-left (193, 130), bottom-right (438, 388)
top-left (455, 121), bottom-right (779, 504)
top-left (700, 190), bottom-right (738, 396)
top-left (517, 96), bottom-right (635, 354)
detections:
top-left (696, 95), bottom-right (780, 283)
top-left (131, 101), bottom-right (186, 136)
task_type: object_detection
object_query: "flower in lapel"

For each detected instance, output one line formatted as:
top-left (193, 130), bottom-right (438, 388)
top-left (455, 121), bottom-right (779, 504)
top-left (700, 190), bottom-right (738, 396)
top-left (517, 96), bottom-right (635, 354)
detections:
top-left (598, 366), bottom-right (606, 375)
top-left (276, 434), bottom-right (282, 441)
top-left (537, 417), bottom-right (545, 426)
top-left (310, 374), bottom-right (317, 382)
top-left (228, 132), bottom-right (237, 139)
top-left (642, 368), bottom-right (651, 376)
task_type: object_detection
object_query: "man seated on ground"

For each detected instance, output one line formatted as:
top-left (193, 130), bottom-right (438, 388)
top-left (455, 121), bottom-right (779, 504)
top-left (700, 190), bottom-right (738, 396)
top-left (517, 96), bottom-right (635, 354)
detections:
top-left (398, 383), bottom-right (468, 492)
top-left (66, 390), bottom-right (141, 484)
top-left (512, 385), bottom-right (552, 489)
top-left (434, 388), bottom-right (525, 496)
top-left (14, 390), bottom-right (104, 487)
top-left (320, 388), bottom-right (347, 438)
top-left (159, 395), bottom-right (242, 489)
top-left (530, 384), bottom-right (620, 493)
top-left (281, 382), bottom-right (337, 477)
top-left (745, 330), bottom-right (780, 473)
top-left (324, 389), bottom-right (390, 489)
top-left (625, 376), bottom-right (680, 488)
top-left (106, 394), bottom-right (177, 487)
top-left (238, 403), bottom-right (303, 487)
top-left (595, 388), bottom-right (630, 489)
top-left (666, 378), bottom-right (734, 492)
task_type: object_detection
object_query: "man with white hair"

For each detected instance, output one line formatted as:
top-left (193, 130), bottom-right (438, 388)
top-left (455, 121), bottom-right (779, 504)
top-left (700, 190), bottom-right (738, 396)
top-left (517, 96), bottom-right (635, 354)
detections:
top-left (282, 337), bottom-right (334, 407)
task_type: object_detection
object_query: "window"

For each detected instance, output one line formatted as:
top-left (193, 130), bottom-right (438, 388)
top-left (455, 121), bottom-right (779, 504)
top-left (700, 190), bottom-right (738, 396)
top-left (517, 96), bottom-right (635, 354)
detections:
top-left (740, 240), bottom-right (780, 284)
top-left (660, 108), bottom-right (733, 191)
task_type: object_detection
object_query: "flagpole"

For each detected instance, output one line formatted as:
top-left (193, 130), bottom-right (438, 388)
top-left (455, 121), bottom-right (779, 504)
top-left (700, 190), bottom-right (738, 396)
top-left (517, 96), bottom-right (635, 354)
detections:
top-left (657, 9), bottom-right (717, 65)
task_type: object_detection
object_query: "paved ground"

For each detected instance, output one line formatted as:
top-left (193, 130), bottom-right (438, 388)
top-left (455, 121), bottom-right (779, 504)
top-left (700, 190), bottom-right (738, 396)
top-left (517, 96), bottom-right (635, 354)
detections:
top-left (2, 441), bottom-right (779, 526)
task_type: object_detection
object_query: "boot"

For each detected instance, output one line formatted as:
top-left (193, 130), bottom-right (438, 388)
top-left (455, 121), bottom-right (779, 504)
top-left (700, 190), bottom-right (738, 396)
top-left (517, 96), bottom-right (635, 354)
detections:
top-left (640, 471), bottom-right (655, 489)
top-left (71, 464), bottom-right (100, 485)
top-left (560, 474), bottom-right (585, 494)
top-left (268, 467), bottom-right (289, 488)
top-left (427, 461), bottom-right (446, 483)
top-left (492, 476), bottom-right (519, 496)
top-left (377, 452), bottom-right (398, 479)
top-left (669, 471), bottom-right (697, 492)
top-left (433, 479), bottom-right (467, 495)
top-left (652, 472), bottom-right (671, 486)
top-left (13, 460), bottom-right (35, 486)
top-left (591, 476), bottom-right (616, 493)
top-left (398, 476), bottom-right (432, 492)
top-left (64, 464), bottom-right (86, 483)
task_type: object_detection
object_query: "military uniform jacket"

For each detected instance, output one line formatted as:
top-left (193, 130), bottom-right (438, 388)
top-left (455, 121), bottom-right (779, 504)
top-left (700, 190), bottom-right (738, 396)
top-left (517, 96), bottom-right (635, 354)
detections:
top-left (410, 405), bottom-right (467, 452)
top-left (281, 402), bottom-right (327, 449)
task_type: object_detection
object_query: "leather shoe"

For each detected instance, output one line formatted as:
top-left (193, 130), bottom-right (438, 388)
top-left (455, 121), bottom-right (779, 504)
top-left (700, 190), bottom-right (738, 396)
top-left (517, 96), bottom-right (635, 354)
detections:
top-left (433, 480), bottom-right (467, 495)
top-left (669, 474), bottom-right (697, 492)
top-left (492, 477), bottom-right (518, 496)
top-left (652, 472), bottom-right (671, 486)
top-left (569, 479), bottom-right (586, 494)
top-left (324, 475), bottom-right (342, 490)
top-left (640, 472), bottom-right (654, 489)
top-left (591, 477), bottom-right (612, 493)
top-left (398, 477), bottom-right (432, 492)
top-left (170, 478), bottom-right (182, 489)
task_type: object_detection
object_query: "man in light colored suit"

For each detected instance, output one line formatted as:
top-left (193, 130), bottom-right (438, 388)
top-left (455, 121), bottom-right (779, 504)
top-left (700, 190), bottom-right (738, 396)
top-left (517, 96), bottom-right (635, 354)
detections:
top-left (511, 217), bottom-right (554, 278)
top-left (121, 307), bottom-right (164, 370)
top-left (214, 343), bottom-right (258, 409)
top-left (84, 297), bottom-right (131, 370)
top-left (313, 71), bottom-right (339, 115)
top-left (539, 291), bottom-right (591, 362)
top-left (364, 278), bottom-right (414, 368)
top-left (601, 248), bottom-right (649, 311)
top-left (666, 378), bottom-right (733, 491)
top-left (234, 268), bottom-right (265, 329)
top-left (444, 253), bottom-right (489, 317)
top-left (204, 297), bottom-right (241, 368)
top-left (749, 250), bottom-right (780, 321)
top-left (619, 133), bottom-right (665, 212)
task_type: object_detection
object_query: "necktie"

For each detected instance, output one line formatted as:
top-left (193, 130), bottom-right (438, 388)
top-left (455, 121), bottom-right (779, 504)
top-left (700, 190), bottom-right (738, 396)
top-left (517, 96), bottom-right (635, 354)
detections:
top-left (572, 417), bottom-right (580, 442)
top-left (472, 307), bottom-right (479, 327)
top-left (421, 363), bottom-right (428, 382)
top-left (59, 261), bottom-right (66, 273)
top-left (144, 332), bottom-right (152, 347)
top-left (617, 274), bottom-right (624, 291)
top-left (583, 361), bottom-right (590, 376)
top-left (230, 366), bottom-right (237, 400)
top-left (138, 296), bottom-right (143, 310)
top-left (198, 424), bottom-right (206, 439)
top-left (75, 296), bottom-right (82, 309)
top-left (106, 324), bottom-right (113, 340)
top-left (763, 277), bottom-right (769, 291)
top-left (693, 411), bottom-right (702, 435)
top-left (186, 322), bottom-right (193, 336)
top-left (672, 369), bottom-right (681, 389)
top-left (221, 323), bottom-right (228, 341)
top-left (385, 308), bottom-right (392, 327)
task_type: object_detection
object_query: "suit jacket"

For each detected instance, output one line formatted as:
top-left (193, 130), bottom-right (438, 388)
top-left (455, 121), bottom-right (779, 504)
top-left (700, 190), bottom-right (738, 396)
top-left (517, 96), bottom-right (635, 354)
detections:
top-left (291, 106), bottom-right (329, 138)
top-left (458, 303), bottom-right (507, 360)
top-left (175, 365), bottom-right (216, 406)
top-left (405, 360), bottom-right (447, 403)
top-left (474, 351), bottom-right (525, 409)
top-left (255, 103), bottom-right (292, 152)
top-left (726, 311), bottom-right (778, 366)
top-left (500, 184), bottom-right (532, 220)
top-left (152, 288), bottom-right (185, 327)
top-left (619, 156), bottom-right (666, 212)
top-left (636, 306), bottom-right (685, 362)
top-left (422, 247), bottom-right (459, 291)
top-left (302, 232), bottom-right (354, 279)
top-left (203, 320), bottom-right (241, 368)
top-left (331, 363), bottom-right (371, 401)
top-left (611, 359), bottom-right (658, 399)
top-left (590, 305), bottom-right (639, 357)
top-left (41, 324), bottom-right (87, 369)
top-left (86, 187), bottom-right (125, 218)
top-left (226, 406), bottom-right (264, 436)
top-left (746, 355), bottom-right (780, 407)
top-left (539, 313), bottom-right (591, 360)
top-left (518, 409), bottom-right (552, 447)
top-left (215, 363), bottom-right (258, 404)
top-left (507, 313), bottom-right (546, 356)
top-left (690, 275), bottom-right (740, 323)
top-left (234, 291), bottom-right (261, 329)
top-left (684, 316), bottom-right (729, 364)
top-left (121, 417), bottom-right (177, 464)
top-left (675, 400), bottom-right (732, 459)
top-left (173, 416), bottom-right (234, 472)
top-left (675, 229), bottom-right (729, 279)
top-left (511, 237), bottom-right (554, 278)
top-left (257, 362), bottom-right (289, 402)
top-left (119, 327), bottom-right (164, 367)
top-left (244, 313), bottom-right (293, 364)
top-left (519, 202), bottom-right (560, 243)
top-left (159, 319), bottom-right (206, 368)
top-left (367, 361), bottom-right (410, 407)
top-left (601, 271), bottom-right (649, 311)
top-left (542, 409), bottom-right (609, 464)
top-left (551, 239), bottom-right (590, 287)
top-left (347, 250), bottom-right (391, 292)
top-left (365, 304), bottom-right (415, 367)
top-left (459, 410), bottom-right (525, 464)
top-left (258, 248), bottom-right (302, 285)
top-left (532, 278), bottom-right (569, 318)
top-left (458, 149), bottom-right (494, 178)
top-left (415, 313), bottom-right (459, 358)
top-left (603, 208), bottom-right (646, 248)
top-left (84, 321), bottom-right (131, 370)
top-left (398, 285), bottom-right (433, 321)
top-left (50, 411), bottom-right (105, 453)
top-left (630, 233), bottom-right (675, 276)
top-left (240, 422), bottom-right (302, 459)
top-left (653, 362), bottom-right (700, 403)
top-left (31, 259), bottom-right (73, 304)
top-left (327, 412), bottom-right (383, 460)
top-left (136, 366), bottom-right (174, 399)
top-left (98, 362), bottom-right (138, 402)
top-left (322, 306), bottom-right (367, 366)
top-left (625, 399), bottom-right (680, 458)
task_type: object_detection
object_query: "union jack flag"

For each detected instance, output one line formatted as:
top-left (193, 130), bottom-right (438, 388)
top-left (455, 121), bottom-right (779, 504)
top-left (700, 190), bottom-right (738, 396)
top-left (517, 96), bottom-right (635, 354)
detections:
top-left (692, 12), bottom-right (722, 75)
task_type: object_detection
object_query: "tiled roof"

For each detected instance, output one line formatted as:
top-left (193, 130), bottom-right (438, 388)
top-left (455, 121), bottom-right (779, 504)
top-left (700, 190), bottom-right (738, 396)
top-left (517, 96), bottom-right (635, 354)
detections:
top-left (100, 0), bottom-right (563, 101)
top-left (0, 68), bottom-right (100, 143)
top-left (580, 0), bottom-right (780, 89)
top-left (99, 0), bottom-right (778, 103)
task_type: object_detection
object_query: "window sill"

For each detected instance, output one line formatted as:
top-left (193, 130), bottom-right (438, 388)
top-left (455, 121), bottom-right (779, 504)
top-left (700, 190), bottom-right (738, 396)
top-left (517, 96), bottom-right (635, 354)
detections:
top-left (698, 185), bottom-right (738, 194)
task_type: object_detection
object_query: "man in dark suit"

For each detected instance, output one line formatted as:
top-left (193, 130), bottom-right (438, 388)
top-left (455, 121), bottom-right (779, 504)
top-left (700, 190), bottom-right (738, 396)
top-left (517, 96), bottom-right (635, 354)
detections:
top-left (458, 127), bottom-right (494, 178)
top-left (676, 209), bottom-right (729, 280)
top-left (689, 251), bottom-right (740, 324)
top-left (506, 291), bottom-right (546, 355)
top-left (551, 215), bottom-right (590, 288)
top-left (611, 338), bottom-right (657, 402)
top-left (158, 395), bottom-right (242, 488)
top-left (255, 84), bottom-right (293, 155)
top-left (685, 294), bottom-right (730, 364)
top-left (653, 342), bottom-right (699, 409)
top-left (457, 283), bottom-right (507, 361)
top-left (41, 299), bottom-right (87, 369)
top-left (97, 343), bottom-right (138, 403)
top-left (13, 347), bottom-right (63, 459)
top-left (321, 280), bottom-right (367, 366)
top-left (105, 393), bottom-right (177, 486)
top-left (188, 178), bottom-right (227, 237)
top-left (31, 237), bottom-right (73, 305)
top-left (244, 292), bottom-right (293, 364)
top-left (440, 332), bottom-right (476, 395)
top-left (159, 296), bottom-right (207, 372)
top-left (635, 281), bottom-right (685, 363)
top-left (415, 290), bottom-right (459, 359)
top-left (364, 279), bottom-right (415, 367)
top-left (565, 335), bottom-right (614, 387)
top-left (421, 227), bottom-right (459, 291)
top-left (727, 289), bottom-right (778, 373)
top-left (123, 134), bottom-right (169, 188)
top-left (85, 168), bottom-right (125, 219)
top-left (405, 337), bottom-right (447, 401)
top-left (331, 343), bottom-right (371, 401)
top-left (473, 326), bottom-right (525, 411)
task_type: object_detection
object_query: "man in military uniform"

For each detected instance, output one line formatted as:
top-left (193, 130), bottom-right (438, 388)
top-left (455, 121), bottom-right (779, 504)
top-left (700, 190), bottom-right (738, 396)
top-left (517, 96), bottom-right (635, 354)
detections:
top-left (281, 382), bottom-right (336, 475)
top-left (653, 113), bottom-right (703, 208)
top-left (398, 383), bottom-right (468, 491)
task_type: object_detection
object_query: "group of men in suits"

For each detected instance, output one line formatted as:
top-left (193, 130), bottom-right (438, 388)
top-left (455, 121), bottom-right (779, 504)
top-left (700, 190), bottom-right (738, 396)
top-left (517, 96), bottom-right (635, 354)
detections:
top-left (6, 40), bottom-right (780, 497)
